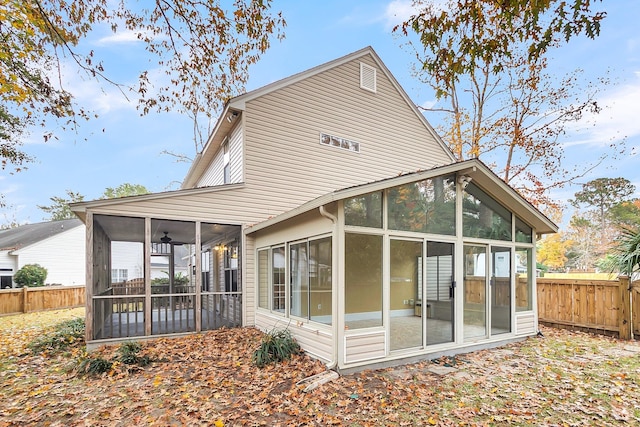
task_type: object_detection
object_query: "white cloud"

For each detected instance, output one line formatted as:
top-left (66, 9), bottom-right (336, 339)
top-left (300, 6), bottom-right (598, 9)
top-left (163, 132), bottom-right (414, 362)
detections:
top-left (97, 30), bottom-right (142, 45)
top-left (381, 0), bottom-right (450, 30)
top-left (420, 99), bottom-right (437, 110)
top-left (563, 71), bottom-right (640, 147)
top-left (382, 0), bottom-right (416, 29)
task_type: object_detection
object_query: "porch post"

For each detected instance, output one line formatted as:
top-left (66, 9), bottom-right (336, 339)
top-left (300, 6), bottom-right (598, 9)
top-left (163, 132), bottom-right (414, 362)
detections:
top-left (85, 211), bottom-right (94, 342)
top-left (195, 221), bottom-right (202, 332)
top-left (619, 276), bottom-right (631, 340)
top-left (144, 217), bottom-right (152, 336)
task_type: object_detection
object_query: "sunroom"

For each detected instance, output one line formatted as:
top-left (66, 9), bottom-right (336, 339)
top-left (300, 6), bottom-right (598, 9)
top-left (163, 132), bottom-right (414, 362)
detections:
top-left (86, 213), bottom-right (242, 343)
top-left (248, 159), bottom-right (556, 371)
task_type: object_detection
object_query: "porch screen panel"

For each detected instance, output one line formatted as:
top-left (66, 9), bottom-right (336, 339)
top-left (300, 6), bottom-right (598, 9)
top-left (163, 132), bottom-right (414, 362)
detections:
top-left (345, 233), bottom-right (383, 329)
top-left (92, 215), bottom-right (146, 340)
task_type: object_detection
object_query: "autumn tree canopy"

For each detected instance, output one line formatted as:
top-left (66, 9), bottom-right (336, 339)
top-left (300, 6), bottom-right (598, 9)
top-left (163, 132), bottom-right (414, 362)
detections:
top-left (38, 183), bottom-right (149, 221)
top-left (572, 177), bottom-right (635, 239)
top-left (0, 0), bottom-right (286, 173)
top-left (396, 0), bottom-right (607, 209)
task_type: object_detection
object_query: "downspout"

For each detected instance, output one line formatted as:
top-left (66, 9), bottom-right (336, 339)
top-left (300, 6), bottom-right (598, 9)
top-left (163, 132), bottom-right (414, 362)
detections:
top-left (319, 205), bottom-right (339, 370)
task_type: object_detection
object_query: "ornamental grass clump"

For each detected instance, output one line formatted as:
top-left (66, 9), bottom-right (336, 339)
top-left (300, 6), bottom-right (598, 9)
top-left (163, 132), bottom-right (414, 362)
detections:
top-left (252, 328), bottom-right (301, 368)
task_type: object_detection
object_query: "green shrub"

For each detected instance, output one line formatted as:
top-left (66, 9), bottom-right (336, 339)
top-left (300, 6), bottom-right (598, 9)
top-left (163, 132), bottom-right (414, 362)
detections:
top-left (28, 317), bottom-right (85, 354)
top-left (13, 263), bottom-right (48, 288)
top-left (77, 357), bottom-right (113, 375)
top-left (118, 341), bottom-right (151, 366)
top-left (151, 272), bottom-right (190, 286)
top-left (252, 328), bottom-right (301, 368)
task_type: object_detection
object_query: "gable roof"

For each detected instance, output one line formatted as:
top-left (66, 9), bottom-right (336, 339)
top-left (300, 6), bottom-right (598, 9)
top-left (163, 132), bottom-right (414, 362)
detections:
top-left (0, 219), bottom-right (83, 252)
top-left (245, 158), bottom-right (558, 236)
top-left (181, 46), bottom-right (456, 189)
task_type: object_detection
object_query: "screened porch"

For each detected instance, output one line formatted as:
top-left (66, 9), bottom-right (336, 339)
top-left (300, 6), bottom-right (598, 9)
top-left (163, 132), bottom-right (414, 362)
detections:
top-left (88, 214), bottom-right (242, 342)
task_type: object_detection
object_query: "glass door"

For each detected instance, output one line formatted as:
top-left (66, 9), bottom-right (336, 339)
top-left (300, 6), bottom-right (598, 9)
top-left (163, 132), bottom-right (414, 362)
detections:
top-left (389, 239), bottom-right (423, 351)
top-left (491, 246), bottom-right (512, 335)
top-left (464, 245), bottom-right (488, 340)
top-left (425, 241), bottom-right (455, 345)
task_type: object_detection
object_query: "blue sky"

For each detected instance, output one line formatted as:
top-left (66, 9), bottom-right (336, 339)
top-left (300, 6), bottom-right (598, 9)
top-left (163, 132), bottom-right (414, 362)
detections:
top-left (2, 0), bottom-right (639, 225)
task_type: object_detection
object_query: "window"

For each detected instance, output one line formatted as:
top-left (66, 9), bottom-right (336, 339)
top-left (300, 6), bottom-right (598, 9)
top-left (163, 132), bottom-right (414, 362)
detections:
top-left (463, 182), bottom-right (512, 241)
top-left (515, 248), bottom-right (533, 311)
top-left (111, 269), bottom-right (128, 283)
top-left (1, 274), bottom-right (12, 289)
top-left (344, 192), bottom-right (382, 228)
top-left (258, 249), bottom-right (269, 309)
top-left (272, 246), bottom-right (285, 312)
top-left (201, 250), bottom-right (211, 292)
top-left (290, 237), bottom-right (332, 324)
top-left (223, 139), bottom-right (230, 184)
top-left (515, 217), bottom-right (533, 243)
top-left (345, 233), bottom-right (383, 329)
top-left (320, 133), bottom-right (360, 153)
top-left (224, 242), bottom-right (238, 293)
top-left (290, 242), bottom-right (309, 319)
top-left (387, 176), bottom-right (456, 235)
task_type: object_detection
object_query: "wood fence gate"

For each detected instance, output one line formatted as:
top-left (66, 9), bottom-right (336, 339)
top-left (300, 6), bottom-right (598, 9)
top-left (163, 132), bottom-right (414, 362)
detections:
top-left (537, 277), bottom-right (639, 339)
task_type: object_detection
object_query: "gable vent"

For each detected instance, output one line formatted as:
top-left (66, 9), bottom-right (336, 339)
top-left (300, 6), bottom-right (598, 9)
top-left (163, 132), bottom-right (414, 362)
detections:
top-left (360, 62), bottom-right (377, 93)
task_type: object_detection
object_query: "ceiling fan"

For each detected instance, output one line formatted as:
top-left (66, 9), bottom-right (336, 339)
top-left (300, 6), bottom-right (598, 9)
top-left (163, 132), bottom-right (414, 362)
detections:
top-left (159, 231), bottom-right (185, 246)
top-left (160, 232), bottom-right (172, 244)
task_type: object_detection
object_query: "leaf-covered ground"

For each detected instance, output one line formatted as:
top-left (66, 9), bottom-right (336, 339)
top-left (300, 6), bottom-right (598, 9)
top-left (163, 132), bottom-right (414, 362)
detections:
top-left (1, 308), bottom-right (639, 426)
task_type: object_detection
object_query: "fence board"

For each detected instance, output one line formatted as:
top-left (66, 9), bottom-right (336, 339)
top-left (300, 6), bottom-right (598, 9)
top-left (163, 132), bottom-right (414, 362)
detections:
top-left (0, 286), bottom-right (85, 316)
top-left (537, 278), bottom-right (624, 336)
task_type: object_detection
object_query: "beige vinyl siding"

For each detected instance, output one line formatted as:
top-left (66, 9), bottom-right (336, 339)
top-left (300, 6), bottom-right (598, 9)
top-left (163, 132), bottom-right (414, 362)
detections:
top-left (196, 121), bottom-right (243, 187)
top-left (255, 312), bottom-right (333, 362)
top-left (515, 312), bottom-right (536, 335)
top-left (344, 331), bottom-right (386, 364)
top-left (197, 149), bottom-right (224, 187)
top-left (242, 55), bottom-right (452, 212)
top-left (84, 186), bottom-right (287, 225)
top-left (229, 123), bottom-right (243, 183)
top-left (243, 234), bottom-right (254, 326)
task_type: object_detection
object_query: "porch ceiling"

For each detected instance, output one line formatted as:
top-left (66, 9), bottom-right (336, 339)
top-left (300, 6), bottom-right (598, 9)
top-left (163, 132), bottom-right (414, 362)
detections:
top-left (95, 215), bottom-right (239, 244)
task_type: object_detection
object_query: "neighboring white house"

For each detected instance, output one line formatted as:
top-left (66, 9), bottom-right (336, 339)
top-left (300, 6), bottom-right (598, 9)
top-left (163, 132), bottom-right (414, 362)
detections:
top-left (71, 47), bottom-right (557, 372)
top-left (0, 220), bottom-right (187, 288)
top-left (0, 219), bottom-right (85, 288)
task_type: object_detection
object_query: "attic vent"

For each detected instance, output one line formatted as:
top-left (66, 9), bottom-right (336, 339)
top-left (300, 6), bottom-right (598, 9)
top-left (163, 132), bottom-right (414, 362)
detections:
top-left (360, 63), bottom-right (377, 93)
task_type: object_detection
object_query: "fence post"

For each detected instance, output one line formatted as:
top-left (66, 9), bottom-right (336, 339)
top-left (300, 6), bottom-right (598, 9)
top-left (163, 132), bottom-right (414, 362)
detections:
top-left (619, 276), bottom-right (632, 340)
top-left (22, 286), bottom-right (28, 313)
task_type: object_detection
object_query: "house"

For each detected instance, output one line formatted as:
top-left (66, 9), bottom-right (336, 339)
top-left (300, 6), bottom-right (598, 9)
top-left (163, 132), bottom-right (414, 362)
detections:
top-left (0, 219), bottom-right (187, 289)
top-left (0, 219), bottom-right (85, 288)
top-left (71, 47), bottom-right (557, 371)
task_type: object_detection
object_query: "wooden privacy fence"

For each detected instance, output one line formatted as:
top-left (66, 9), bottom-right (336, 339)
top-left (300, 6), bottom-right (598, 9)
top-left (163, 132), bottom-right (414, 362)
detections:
top-left (0, 285), bottom-right (85, 316)
top-left (537, 277), bottom-right (638, 339)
